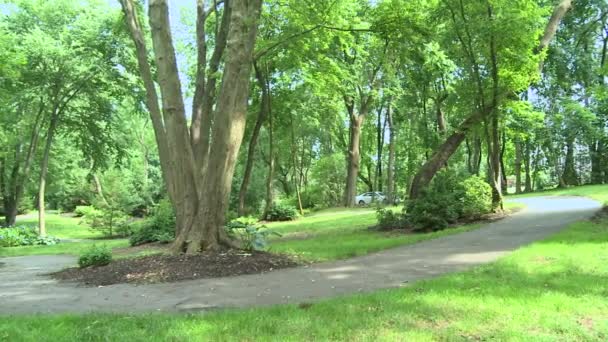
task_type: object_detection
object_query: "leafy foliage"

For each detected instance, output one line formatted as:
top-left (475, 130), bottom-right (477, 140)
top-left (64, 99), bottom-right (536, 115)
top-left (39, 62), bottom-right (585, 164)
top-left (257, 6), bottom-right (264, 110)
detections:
top-left (78, 245), bottom-right (112, 268)
top-left (0, 226), bottom-right (60, 247)
top-left (405, 173), bottom-right (493, 231)
top-left (460, 176), bottom-right (493, 220)
top-left (128, 199), bottom-right (175, 246)
top-left (265, 203), bottom-right (298, 222)
top-left (225, 217), bottom-right (281, 251)
top-left (375, 208), bottom-right (404, 230)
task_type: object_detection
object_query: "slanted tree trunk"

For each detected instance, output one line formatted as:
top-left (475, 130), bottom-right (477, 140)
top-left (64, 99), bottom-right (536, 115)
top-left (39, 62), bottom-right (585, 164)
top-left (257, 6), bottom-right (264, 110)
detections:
top-left (408, 0), bottom-right (572, 199)
top-left (409, 106), bottom-right (491, 199)
top-left (524, 142), bottom-right (533, 192)
top-left (238, 62), bottom-right (268, 216)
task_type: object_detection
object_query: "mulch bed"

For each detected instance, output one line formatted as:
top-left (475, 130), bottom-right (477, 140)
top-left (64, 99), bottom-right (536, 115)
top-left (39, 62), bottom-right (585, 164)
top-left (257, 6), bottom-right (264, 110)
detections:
top-left (51, 250), bottom-right (299, 286)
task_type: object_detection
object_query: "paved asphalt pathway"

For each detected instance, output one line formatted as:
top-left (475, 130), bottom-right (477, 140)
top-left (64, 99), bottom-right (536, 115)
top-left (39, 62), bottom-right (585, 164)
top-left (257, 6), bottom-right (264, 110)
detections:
top-left (0, 196), bottom-right (602, 314)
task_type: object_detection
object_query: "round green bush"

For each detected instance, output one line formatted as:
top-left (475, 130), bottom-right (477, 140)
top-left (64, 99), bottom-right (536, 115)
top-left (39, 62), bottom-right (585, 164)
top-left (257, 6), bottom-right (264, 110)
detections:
top-left (460, 176), bottom-right (493, 220)
top-left (266, 203), bottom-right (298, 221)
top-left (78, 245), bottom-right (112, 268)
top-left (405, 173), bottom-right (493, 231)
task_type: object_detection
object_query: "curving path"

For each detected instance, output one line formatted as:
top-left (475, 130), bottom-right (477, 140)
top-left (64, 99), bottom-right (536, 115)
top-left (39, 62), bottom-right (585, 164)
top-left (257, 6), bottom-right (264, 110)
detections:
top-left (0, 196), bottom-right (602, 314)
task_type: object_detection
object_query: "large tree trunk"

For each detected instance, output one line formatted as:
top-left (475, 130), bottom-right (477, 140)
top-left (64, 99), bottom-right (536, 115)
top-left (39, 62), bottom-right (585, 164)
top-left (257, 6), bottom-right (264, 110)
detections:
top-left (562, 137), bottom-right (579, 186)
top-left (177, 0), bottom-right (262, 254)
top-left (2, 101), bottom-right (45, 227)
top-left (590, 141), bottom-right (603, 184)
top-left (344, 113), bottom-right (364, 206)
top-left (408, 0), bottom-right (572, 199)
top-left (121, 0), bottom-right (262, 254)
top-left (238, 62), bottom-right (268, 216)
top-left (38, 112), bottom-right (60, 237)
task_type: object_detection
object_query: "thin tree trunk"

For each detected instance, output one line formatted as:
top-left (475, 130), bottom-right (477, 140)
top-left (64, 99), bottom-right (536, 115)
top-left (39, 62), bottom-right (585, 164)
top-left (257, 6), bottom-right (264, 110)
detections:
top-left (375, 105), bottom-right (383, 192)
top-left (514, 139), bottom-right (523, 193)
top-left (524, 142), bottom-right (533, 192)
top-left (38, 112), bottom-right (60, 237)
top-left (262, 96), bottom-right (275, 219)
top-left (386, 103), bottom-right (396, 203)
top-left (500, 131), bottom-right (507, 194)
top-left (289, 112), bottom-right (304, 216)
top-left (238, 62), bottom-right (268, 216)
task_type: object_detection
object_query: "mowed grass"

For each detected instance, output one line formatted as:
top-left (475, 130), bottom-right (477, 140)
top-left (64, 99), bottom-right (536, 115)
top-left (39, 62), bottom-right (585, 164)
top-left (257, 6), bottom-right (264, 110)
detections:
top-left (509, 184), bottom-right (608, 203)
top-left (12, 212), bottom-right (103, 239)
top-left (0, 239), bottom-right (129, 257)
top-left (267, 203), bottom-right (523, 262)
top-left (0, 213), bottom-right (122, 257)
top-left (2, 210), bottom-right (606, 340)
top-left (1, 203), bottom-right (524, 260)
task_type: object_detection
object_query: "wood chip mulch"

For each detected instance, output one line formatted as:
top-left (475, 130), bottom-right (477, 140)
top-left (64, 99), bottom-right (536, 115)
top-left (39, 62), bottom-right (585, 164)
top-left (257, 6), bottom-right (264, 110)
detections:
top-left (51, 250), bottom-right (298, 286)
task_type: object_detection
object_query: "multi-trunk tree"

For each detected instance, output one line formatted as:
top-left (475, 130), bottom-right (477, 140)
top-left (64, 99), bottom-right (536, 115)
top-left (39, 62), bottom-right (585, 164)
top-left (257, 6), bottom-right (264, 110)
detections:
top-left (120, 0), bottom-right (262, 253)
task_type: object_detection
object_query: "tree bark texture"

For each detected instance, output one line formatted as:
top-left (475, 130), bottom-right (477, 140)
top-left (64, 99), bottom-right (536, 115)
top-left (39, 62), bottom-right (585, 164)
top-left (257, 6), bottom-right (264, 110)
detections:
top-left (120, 0), bottom-right (262, 254)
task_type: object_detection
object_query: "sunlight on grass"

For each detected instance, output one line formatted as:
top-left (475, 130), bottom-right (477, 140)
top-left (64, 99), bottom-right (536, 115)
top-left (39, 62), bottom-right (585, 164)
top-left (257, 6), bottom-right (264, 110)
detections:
top-left (15, 213), bottom-right (102, 239)
top-left (0, 239), bottom-right (128, 257)
top-left (509, 184), bottom-right (608, 204)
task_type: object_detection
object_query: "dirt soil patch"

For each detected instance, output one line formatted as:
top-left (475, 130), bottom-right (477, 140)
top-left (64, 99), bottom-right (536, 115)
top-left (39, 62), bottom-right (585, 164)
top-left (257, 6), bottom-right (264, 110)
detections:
top-left (51, 250), bottom-right (298, 286)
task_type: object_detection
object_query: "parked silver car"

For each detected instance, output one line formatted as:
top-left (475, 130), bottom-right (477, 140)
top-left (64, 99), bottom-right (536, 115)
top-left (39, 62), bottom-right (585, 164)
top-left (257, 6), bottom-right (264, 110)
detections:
top-left (355, 192), bottom-right (401, 205)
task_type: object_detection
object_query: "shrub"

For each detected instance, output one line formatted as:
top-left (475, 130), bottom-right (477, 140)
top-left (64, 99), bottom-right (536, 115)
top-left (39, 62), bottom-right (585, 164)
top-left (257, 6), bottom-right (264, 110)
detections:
top-left (376, 208), bottom-right (403, 230)
top-left (81, 205), bottom-right (128, 238)
top-left (405, 172), bottom-right (463, 231)
top-left (266, 203), bottom-right (298, 221)
top-left (404, 173), bottom-right (494, 231)
top-left (78, 244), bottom-right (112, 268)
top-left (225, 217), bottom-right (281, 251)
top-left (460, 176), bottom-right (493, 220)
top-left (0, 226), bottom-right (60, 247)
top-left (74, 205), bottom-right (99, 218)
top-left (128, 199), bottom-right (175, 246)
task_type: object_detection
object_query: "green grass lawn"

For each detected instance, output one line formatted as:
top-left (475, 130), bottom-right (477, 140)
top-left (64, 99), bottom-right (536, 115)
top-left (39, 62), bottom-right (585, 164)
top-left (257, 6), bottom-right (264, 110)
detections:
top-left (2, 204), bottom-right (606, 340)
top-left (509, 184), bottom-right (608, 203)
top-left (13, 212), bottom-right (103, 239)
top-left (0, 239), bottom-right (128, 257)
top-left (267, 202), bottom-right (523, 262)
top-left (1, 203), bottom-right (524, 261)
top-left (0, 213), bottom-right (124, 257)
